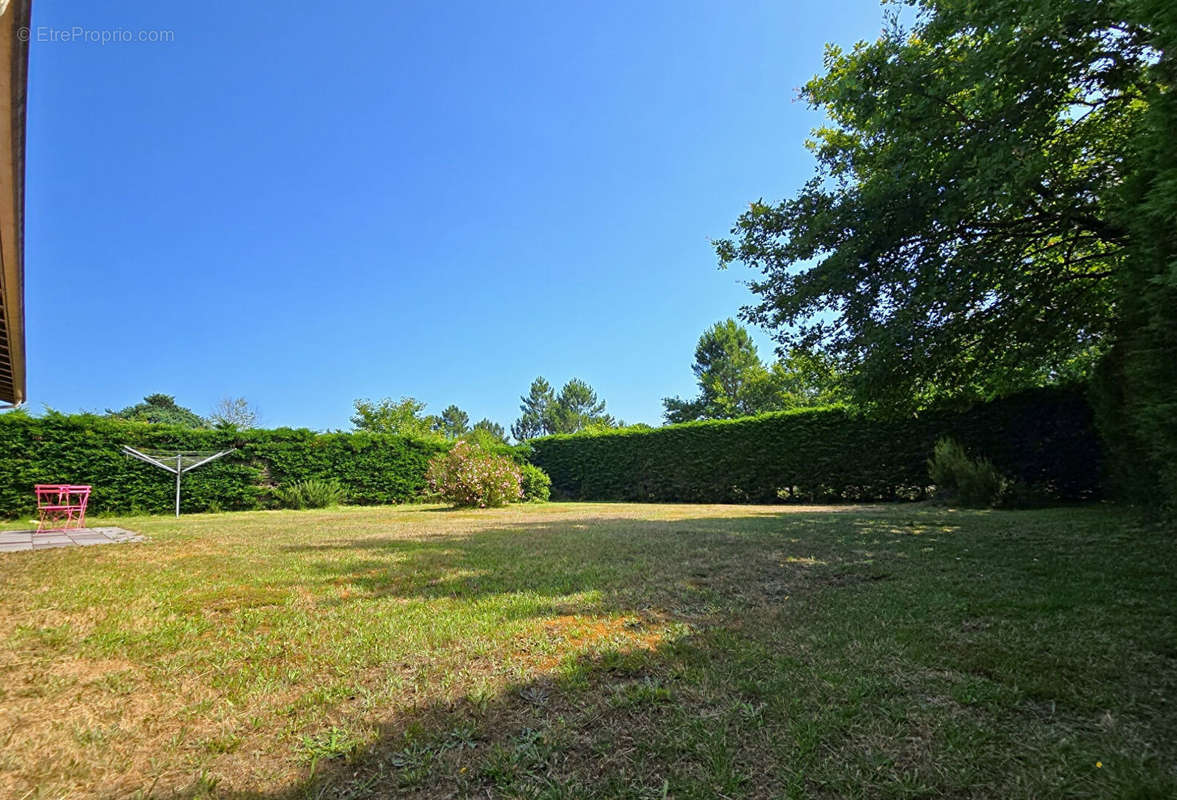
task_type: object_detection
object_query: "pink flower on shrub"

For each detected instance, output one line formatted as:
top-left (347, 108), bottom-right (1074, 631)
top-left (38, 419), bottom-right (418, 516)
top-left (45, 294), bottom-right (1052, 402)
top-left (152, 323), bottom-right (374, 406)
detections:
top-left (426, 442), bottom-right (523, 508)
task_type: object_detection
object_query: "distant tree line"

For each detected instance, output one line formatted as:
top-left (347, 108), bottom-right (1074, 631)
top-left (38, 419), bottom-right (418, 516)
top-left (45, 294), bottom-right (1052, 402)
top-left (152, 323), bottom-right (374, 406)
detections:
top-left (99, 316), bottom-right (848, 444)
top-left (349, 397), bottom-right (507, 445)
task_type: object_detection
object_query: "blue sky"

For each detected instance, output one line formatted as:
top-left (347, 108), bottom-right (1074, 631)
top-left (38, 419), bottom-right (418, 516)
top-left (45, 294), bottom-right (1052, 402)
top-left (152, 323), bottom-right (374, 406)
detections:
top-left (22, 0), bottom-right (885, 431)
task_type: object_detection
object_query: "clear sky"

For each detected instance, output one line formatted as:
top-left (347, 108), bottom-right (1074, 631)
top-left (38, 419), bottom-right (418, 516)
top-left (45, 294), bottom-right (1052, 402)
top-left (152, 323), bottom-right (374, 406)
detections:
top-left (22, 0), bottom-right (886, 431)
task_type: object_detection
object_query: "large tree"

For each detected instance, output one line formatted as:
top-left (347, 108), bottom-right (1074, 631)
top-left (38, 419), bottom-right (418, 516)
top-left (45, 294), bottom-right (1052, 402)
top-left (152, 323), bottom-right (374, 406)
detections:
top-left (664, 319), bottom-right (762, 422)
top-left (108, 394), bottom-right (207, 428)
top-left (716, 0), bottom-right (1159, 411)
top-left (511, 376), bottom-right (617, 439)
top-left (663, 319), bottom-right (844, 423)
top-left (550, 378), bottom-right (613, 434)
top-left (438, 405), bottom-right (470, 439)
top-left (511, 377), bottom-right (555, 441)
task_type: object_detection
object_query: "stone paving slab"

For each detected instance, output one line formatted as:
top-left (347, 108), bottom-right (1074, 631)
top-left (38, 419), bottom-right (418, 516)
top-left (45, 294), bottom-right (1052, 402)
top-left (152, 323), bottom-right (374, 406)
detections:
top-left (0, 527), bottom-right (144, 553)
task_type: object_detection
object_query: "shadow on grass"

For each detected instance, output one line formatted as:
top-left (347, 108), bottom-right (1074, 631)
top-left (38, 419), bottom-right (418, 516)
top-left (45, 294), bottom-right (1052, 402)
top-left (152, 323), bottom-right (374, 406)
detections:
top-left (148, 506), bottom-right (1176, 800)
top-left (274, 511), bottom-right (898, 613)
top-left (213, 637), bottom-right (798, 800)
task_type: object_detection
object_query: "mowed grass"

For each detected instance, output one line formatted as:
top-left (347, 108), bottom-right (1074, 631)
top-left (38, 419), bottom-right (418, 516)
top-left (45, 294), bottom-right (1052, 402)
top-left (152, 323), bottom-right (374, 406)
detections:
top-left (0, 502), bottom-right (1174, 799)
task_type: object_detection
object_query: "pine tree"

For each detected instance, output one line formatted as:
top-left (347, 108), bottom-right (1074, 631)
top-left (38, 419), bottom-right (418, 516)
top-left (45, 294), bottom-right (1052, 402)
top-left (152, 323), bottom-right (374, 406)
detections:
top-left (510, 377), bottom-right (555, 441)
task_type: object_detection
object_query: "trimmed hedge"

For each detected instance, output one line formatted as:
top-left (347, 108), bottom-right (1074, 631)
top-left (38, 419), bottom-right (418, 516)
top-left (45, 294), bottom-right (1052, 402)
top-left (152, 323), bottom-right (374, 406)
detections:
top-left (0, 387), bottom-right (1100, 517)
top-left (0, 412), bottom-right (448, 517)
top-left (529, 387), bottom-right (1101, 504)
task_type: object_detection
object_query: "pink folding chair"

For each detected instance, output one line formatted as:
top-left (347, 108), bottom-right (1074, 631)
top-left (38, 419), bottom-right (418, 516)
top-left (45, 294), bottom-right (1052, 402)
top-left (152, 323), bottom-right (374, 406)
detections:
top-left (34, 484), bottom-right (92, 532)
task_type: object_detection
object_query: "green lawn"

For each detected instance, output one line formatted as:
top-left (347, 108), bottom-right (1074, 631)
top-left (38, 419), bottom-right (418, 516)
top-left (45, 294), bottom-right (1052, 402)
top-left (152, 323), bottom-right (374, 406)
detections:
top-left (1, 502), bottom-right (1174, 799)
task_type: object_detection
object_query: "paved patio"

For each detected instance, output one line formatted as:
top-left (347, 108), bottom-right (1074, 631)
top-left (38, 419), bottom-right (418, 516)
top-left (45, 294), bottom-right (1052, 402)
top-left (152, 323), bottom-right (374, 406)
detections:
top-left (0, 527), bottom-right (144, 553)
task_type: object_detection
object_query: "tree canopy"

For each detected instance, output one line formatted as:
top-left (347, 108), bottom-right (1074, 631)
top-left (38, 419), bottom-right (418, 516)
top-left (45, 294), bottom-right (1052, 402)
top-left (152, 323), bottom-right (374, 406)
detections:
top-left (511, 377), bottom-right (617, 439)
top-left (716, 0), bottom-right (1161, 411)
top-left (350, 397), bottom-right (435, 438)
top-left (663, 319), bottom-right (844, 423)
top-left (471, 418), bottom-right (507, 442)
top-left (438, 405), bottom-right (470, 439)
top-left (551, 378), bottom-right (614, 434)
top-left (108, 394), bottom-right (207, 428)
top-left (511, 377), bottom-right (555, 442)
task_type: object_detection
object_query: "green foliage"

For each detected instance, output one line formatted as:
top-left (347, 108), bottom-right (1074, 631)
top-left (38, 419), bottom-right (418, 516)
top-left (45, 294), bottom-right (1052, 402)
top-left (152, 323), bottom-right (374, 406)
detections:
top-left (664, 319), bottom-right (763, 422)
top-left (272, 478), bottom-right (348, 510)
top-left (350, 397), bottom-right (441, 440)
top-left (511, 377), bottom-right (555, 441)
top-left (530, 387), bottom-right (1099, 504)
top-left (1087, 0), bottom-right (1177, 515)
top-left (425, 442), bottom-right (522, 508)
top-left (927, 437), bottom-right (968, 492)
top-left (927, 438), bottom-right (1008, 508)
top-left (438, 405), bottom-right (470, 439)
top-left (709, 0), bottom-right (1177, 513)
top-left (0, 412), bottom-right (448, 517)
top-left (108, 394), bottom-right (208, 428)
top-left (716, 0), bottom-right (1155, 411)
top-left (767, 349), bottom-right (847, 409)
top-left (519, 463), bottom-right (551, 503)
top-left (550, 378), bottom-right (614, 433)
top-left (462, 426), bottom-right (508, 453)
top-left (471, 418), bottom-right (507, 442)
top-left (298, 726), bottom-right (363, 767)
top-left (663, 319), bottom-right (845, 423)
top-left (512, 377), bottom-right (617, 439)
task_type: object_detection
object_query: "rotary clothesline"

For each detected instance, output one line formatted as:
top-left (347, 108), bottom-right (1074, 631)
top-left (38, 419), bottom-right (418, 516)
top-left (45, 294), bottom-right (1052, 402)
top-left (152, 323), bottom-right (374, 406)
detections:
top-left (121, 446), bottom-right (236, 517)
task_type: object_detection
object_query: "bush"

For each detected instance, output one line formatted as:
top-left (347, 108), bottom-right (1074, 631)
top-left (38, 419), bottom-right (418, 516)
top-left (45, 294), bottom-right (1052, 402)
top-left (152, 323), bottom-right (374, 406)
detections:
top-left (928, 437), bottom-right (1008, 507)
top-left (272, 478), bottom-right (348, 509)
top-left (528, 386), bottom-right (1100, 504)
top-left (519, 463), bottom-right (551, 502)
top-left (426, 442), bottom-right (522, 508)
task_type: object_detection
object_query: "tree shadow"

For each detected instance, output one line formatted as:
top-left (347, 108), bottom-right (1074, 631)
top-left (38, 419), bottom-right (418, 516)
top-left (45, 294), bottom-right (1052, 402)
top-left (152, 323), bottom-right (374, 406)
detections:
top-left (175, 635), bottom-right (757, 800)
top-left (273, 510), bottom-right (892, 613)
top-left (143, 505), bottom-right (1141, 800)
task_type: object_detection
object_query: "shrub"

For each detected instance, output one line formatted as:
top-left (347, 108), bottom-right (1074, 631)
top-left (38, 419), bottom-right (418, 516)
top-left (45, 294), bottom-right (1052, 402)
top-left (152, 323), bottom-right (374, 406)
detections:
top-left (272, 478), bottom-right (348, 509)
top-left (519, 463), bottom-right (552, 502)
top-left (928, 437), bottom-right (1008, 507)
top-left (426, 442), bottom-right (522, 508)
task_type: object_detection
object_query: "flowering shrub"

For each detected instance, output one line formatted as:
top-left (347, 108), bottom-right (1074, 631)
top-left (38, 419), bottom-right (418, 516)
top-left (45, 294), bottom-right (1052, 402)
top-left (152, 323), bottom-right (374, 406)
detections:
top-left (426, 441), bottom-right (523, 508)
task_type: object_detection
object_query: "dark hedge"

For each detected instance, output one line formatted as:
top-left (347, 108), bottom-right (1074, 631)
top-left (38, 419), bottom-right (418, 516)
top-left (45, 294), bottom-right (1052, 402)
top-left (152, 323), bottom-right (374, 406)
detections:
top-left (529, 386), bottom-right (1101, 504)
top-left (0, 413), bottom-right (449, 517)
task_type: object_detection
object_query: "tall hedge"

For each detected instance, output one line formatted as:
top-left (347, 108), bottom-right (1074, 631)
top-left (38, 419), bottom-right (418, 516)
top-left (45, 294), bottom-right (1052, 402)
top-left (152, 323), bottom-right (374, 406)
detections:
top-left (0, 413), bottom-right (448, 517)
top-left (529, 387), bottom-right (1100, 503)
